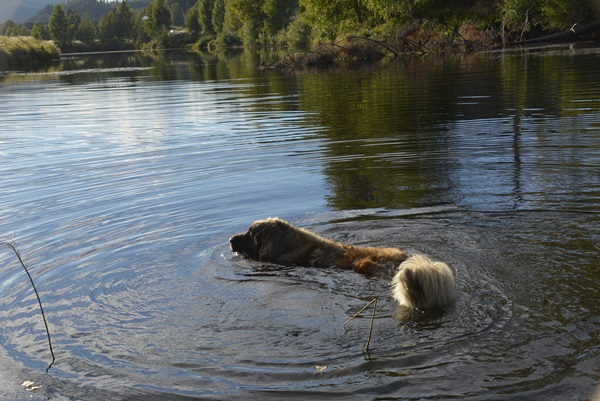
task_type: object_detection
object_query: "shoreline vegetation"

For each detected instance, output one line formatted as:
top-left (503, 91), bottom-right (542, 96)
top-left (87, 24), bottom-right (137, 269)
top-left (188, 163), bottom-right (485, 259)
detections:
top-left (0, 36), bottom-right (60, 69)
top-left (1, 0), bottom-right (599, 71)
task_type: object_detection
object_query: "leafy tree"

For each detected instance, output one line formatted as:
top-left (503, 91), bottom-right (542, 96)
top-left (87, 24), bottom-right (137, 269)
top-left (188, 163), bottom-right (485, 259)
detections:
top-left (197, 0), bottom-right (215, 34)
top-left (229, 0), bottom-right (263, 25)
top-left (285, 14), bottom-right (311, 48)
top-left (223, 0), bottom-right (242, 34)
top-left (299, 0), bottom-right (363, 39)
top-left (539, 0), bottom-right (594, 30)
top-left (145, 0), bottom-right (172, 37)
top-left (228, 0), bottom-right (264, 44)
top-left (185, 2), bottom-right (201, 37)
top-left (211, 0), bottom-right (225, 34)
top-left (358, 0), bottom-right (404, 21)
top-left (261, 0), bottom-right (297, 35)
top-left (134, 12), bottom-right (151, 45)
top-left (49, 4), bottom-right (74, 46)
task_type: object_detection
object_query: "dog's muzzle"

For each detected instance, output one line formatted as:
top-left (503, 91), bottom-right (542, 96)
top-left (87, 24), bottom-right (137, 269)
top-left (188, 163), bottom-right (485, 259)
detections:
top-left (229, 233), bottom-right (254, 256)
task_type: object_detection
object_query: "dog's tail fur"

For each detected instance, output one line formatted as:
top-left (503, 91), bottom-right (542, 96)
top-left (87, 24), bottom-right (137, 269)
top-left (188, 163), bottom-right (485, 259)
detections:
top-left (391, 254), bottom-right (455, 309)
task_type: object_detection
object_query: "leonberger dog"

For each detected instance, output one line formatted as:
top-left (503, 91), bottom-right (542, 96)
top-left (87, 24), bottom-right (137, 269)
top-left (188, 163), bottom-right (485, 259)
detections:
top-left (230, 217), bottom-right (454, 309)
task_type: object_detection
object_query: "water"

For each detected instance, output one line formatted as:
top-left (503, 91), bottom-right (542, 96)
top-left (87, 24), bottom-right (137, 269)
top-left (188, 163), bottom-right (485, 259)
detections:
top-left (0, 47), bottom-right (599, 400)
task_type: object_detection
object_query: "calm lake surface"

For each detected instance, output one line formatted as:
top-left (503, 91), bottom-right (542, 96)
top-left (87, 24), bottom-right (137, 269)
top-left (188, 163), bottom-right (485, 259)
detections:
top-left (0, 46), bottom-right (599, 400)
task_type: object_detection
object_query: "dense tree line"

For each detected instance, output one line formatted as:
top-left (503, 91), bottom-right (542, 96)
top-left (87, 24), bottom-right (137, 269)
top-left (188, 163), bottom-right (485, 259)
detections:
top-left (0, 0), bottom-right (598, 52)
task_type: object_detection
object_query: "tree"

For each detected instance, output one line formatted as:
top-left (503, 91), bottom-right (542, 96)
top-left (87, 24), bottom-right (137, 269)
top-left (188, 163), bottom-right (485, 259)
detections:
top-left (77, 13), bottom-right (97, 44)
top-left (185, 3), bottom-right (201, 38)
top-left (211, 0), bottom-right (225, 34)
top-left (261, 0), bottom-right (297, 35)
top-left (198, 0), bottom-right (215, 34)
top-left (98, 9), bottom-right (117, 42)
top-left (229, 0), bottom-right (263, 25)
top-left (171, 2), bottom-right (185, 26)
top-left (299, 0), bottom-right (362, 39)
top-left (31, 23), bottom-right (43, 40)
top-left (0, 20), bottom-right (16, 36)
top-left (0, 20), bottom-right (30, 36)
top-left (116, 1), bottom-right (135, 40)
top-left (49, 4), bottom-right (74, 46)
top-left (145, 0), bottom-right (172, 37)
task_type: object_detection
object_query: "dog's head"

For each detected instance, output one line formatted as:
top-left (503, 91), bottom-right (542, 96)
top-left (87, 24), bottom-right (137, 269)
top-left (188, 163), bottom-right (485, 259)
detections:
top-left (229, 217), bottom-right (292, 261)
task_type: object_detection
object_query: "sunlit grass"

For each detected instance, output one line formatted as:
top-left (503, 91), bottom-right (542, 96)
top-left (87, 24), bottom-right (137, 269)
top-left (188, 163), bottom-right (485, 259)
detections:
top-left (0, 36), bottom-right (60, 69)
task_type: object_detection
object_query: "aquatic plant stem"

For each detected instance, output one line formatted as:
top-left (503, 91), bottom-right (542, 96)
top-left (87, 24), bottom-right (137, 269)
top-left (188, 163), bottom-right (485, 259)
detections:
top-left (2, 242), bottom-right (55, 372)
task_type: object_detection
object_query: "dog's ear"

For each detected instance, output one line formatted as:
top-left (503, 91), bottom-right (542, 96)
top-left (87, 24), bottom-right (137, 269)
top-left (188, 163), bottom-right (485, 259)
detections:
top-left (246, 225), bottom-right (265, 254)
top-left (247, 220), bottom-right (282, 252)
top-left (252, 219), bottom-right (293, 261)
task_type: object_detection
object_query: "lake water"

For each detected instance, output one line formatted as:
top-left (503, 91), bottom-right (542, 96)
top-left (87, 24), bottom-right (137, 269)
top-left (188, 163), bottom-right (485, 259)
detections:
top-left (0, 46), bottom-right (599, 400)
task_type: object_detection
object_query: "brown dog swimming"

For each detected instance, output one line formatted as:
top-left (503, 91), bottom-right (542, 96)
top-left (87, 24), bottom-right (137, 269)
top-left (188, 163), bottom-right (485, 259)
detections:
top-left (230, 217), bottom-right (454, 309)
top-left (229, 217), bottom-right (407, 276)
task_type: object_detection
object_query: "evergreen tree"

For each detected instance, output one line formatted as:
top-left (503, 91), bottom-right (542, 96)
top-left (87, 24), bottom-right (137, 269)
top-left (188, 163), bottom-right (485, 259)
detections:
top-left (115, 1), bottom-right (135, 40)
top-left (171, 2), bottom-right (185, 26)
top-left (49, 4), bottom-right (74, 46)
top-left (77, 13), bottom-right (97, 44)
top-left (31, 23), bottom-right (43, 40)
top-left (98, 9), bottom-right (117, 42)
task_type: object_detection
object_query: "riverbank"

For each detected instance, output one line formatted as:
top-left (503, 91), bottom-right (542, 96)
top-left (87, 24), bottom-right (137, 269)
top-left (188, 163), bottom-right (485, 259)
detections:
top-left (262, 20), bottom-right (497, 70)
top-left (263, 19), bottom-right (600, 70)
top-left (0, 36), bottom-right (60, 70)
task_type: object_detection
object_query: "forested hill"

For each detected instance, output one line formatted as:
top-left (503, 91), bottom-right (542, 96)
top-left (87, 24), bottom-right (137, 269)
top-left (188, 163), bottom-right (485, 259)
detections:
top-left (27, 0), bottom-right (154, 24)
top-left (0, 0), bottom-right (54, 23)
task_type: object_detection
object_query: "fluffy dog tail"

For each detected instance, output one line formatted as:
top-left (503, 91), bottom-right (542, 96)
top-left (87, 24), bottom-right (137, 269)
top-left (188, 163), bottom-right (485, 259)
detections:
top-left (391, 255), bottom-right (455, 309)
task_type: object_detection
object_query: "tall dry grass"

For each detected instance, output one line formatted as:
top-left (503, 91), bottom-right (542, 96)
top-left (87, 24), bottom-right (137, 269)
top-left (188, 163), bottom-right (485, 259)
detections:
top-left (0, 36), bottom-right (60, 70)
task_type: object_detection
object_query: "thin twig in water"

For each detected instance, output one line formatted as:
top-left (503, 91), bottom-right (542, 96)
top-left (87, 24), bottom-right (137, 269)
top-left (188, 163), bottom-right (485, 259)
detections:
top-left (344, 297), bottom-right (378, 353)
top-left (2, 242), bottom-right (55, 372)
top-left (344, 298), bottom-right (377, 329)
top-left (363, 298), bottom-right (377, 353)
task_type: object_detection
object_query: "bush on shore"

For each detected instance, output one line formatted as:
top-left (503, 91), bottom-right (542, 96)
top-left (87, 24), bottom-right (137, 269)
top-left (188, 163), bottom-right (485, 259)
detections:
top-left (0, 36), bottom-right (60, 70)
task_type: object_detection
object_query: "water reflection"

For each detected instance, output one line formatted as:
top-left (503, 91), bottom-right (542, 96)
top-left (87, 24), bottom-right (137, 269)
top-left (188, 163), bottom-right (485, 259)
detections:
top-left (295, 50), bottom-right (600, 212)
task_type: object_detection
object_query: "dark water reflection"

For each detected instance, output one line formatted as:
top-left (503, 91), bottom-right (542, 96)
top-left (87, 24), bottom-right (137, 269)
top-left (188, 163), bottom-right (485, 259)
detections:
top-left (0, 47), bottom-right (599, 400)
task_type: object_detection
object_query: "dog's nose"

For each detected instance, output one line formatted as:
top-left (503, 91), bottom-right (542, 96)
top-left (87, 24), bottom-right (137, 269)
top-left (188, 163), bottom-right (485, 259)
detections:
top-left (229, 234), bottom-right (243, 251)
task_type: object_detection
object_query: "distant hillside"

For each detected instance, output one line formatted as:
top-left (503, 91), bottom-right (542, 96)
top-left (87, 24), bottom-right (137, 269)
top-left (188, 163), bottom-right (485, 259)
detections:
top-left (27, 0), bottom-right (152, 24)
top-left (0, 0), bottom-right (57, 23)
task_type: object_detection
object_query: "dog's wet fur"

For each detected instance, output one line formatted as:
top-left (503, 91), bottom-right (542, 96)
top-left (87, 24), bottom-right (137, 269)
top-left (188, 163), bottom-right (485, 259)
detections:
top-left (230, 217), bottom-right (454, 309)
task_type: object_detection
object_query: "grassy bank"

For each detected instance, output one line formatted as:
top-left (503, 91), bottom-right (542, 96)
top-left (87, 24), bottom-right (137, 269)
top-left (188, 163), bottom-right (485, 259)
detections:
top-left (0, 36), bottom-right (60, 70)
